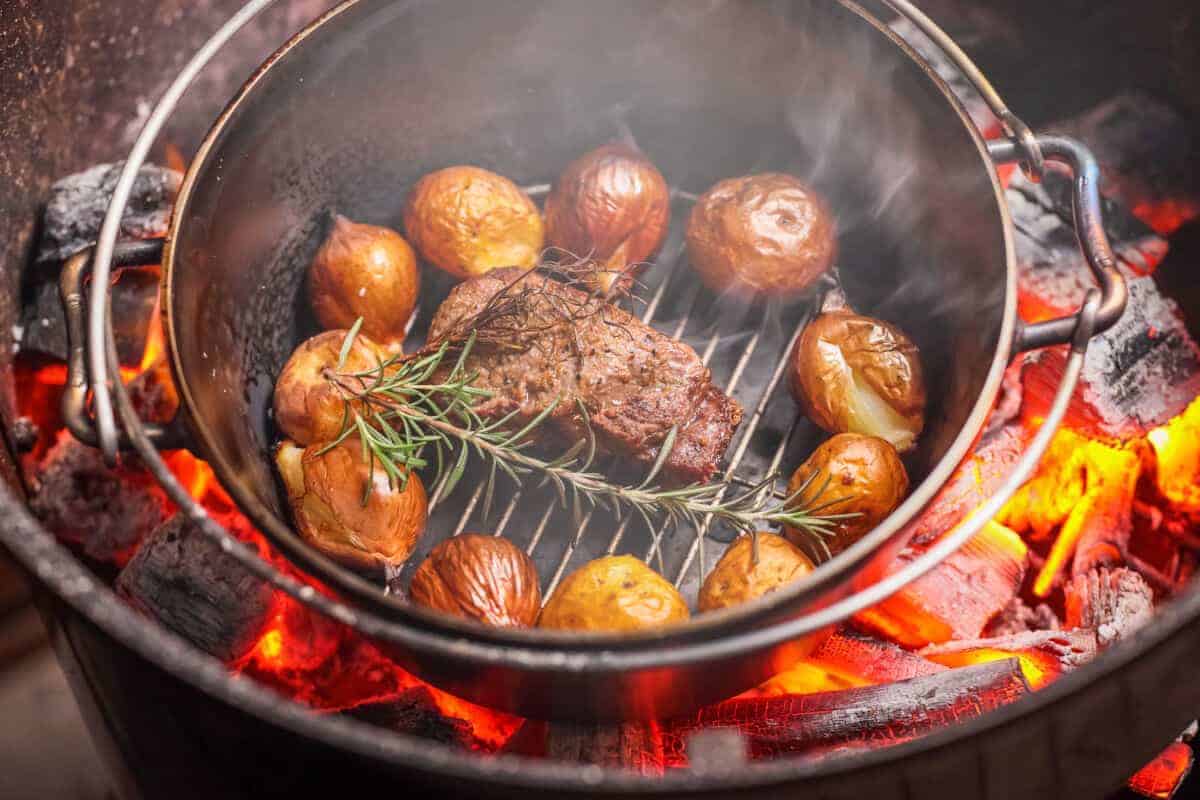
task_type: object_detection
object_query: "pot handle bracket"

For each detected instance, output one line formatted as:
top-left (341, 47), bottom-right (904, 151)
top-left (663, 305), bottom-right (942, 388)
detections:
top-left (882, 0), bottom-right (1127, 352)
top-left (59, 238), bottom-right (191, 451)
top-left (990, 136), bottom-right (1129, 352)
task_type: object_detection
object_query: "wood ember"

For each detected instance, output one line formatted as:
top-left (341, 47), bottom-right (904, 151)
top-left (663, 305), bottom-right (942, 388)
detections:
top-left (904, 424), bottom-right (1027, 549)
top-left (116, 514), bottom-right (277, 663)
top-left (29, 431), bottom-right (171, 565)
top-left (36, 162), bottom-right (181, 265)
top-left (1065, 568), bottom-right (1155, 648)
top-left (1052, 91), bottom-right (1200, 236)
top-left (1008, 172), bottom-right (1200, 439)
top-left (1071, 446), bottom-right (1142, 578)
top-left (984, 597), bottom-right (1060, 637)
top-left (808, 629), bottom-right (947, 685)
top-left (920, 629), bottom-right (1098, 689)
top-left (657, 659), bottom-right (1030, 766)
top-left (1127, 741), bottom-right (1195, 800)
top-left (345, 687), bottom-right (478, 751)
top-left (854, 521), bottom-right (1028, 648)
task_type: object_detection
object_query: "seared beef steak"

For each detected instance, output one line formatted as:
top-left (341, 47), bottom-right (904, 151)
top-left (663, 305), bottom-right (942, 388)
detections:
top-left (427, 268), bottom-right (742, 484)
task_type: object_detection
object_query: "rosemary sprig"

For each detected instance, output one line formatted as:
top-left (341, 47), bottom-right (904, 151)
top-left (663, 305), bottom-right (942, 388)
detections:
top-left (323, 324), bottom-right (854, 551)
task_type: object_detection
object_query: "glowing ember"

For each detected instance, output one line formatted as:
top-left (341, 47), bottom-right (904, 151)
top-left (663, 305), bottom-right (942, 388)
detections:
top-left (1147, 396), bottom-right (1200, 514)
top-left (1128, 742), bottom-right (1195, 800)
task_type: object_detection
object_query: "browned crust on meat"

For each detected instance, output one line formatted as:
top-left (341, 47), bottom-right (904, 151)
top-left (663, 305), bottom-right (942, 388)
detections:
top-left (428, 269), bottom-right (741, 483)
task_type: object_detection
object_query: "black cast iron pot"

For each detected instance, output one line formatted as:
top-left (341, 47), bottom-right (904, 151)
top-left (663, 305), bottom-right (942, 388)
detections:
top-left (57, 0), bottom-right (1127, 721)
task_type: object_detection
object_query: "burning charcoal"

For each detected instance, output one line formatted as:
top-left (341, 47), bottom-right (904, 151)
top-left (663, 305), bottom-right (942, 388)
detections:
top-left (807, 628), bottom-right (946, 685)
top-left (18, 262), bottom-right (160, 363)
top-left (36, 162), bottom-right (181, 264)
top-left (1071, 447), bottom-right (1142, 579)
top-left (1065, 568), bottom-right (1155, 648)
top-left (919, 629), bottom-right (1098, 689)
top-left (854, 521), bottom-right (1028, 648)
top-left (116, 514), bottom-right (277, 663)
top-left (1009, 172), bottom-right (1200, 440)
top-left (1052, 91), bottom-right (1200, 236)
top-left (657, 659), bottom-right (1030, 766)
top-left (1127, 742), bottom-right (1195, 800)
top-left (904, 424), bottom-right (1027, 548)
top-left (346, 687), bottom-right (477, 750)
top-left (30, 431), bottom-right (171, 565)
top-left (984, 597), bottom-right (1060, 637)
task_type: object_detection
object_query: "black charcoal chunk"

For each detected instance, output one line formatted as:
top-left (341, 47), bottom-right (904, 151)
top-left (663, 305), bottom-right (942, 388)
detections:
top-left (37, 162), bottom-right (181, 264)
top-left (117, 514), bottom-right (276, 663)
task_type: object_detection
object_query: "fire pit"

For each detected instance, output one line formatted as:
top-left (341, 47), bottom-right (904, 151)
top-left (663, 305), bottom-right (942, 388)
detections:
top-left (2, 1), bottom-right (1200, 798)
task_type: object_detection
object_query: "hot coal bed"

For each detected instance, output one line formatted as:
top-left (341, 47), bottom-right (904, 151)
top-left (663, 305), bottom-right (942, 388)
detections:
top-left (3, 2), bottom-right (1200, 799)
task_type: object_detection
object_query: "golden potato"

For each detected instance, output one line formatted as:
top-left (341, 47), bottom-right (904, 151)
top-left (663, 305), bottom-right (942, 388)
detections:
top-left (544, 144), bottom-right (670, 294)
top-left (698, 532), bottom-right (814, 612)
top-left (272, 329), bottom-right (384, 446)
top-left (790, 310), bottom-right (926, 452)
top-left (409, 533), bottom-right (541, 627)
top-left (685, 173), bottom-right (836, 296)
top-left (308, 215), bottom-right (419, 348)
top-left (276, 440), bottom-right (427, 571)
top-left (403, 166), bottom-right (544, 279)
top-left (785, 433), bottom-right (908, 556)
top-left (538, 555), bottom-right (689, 632)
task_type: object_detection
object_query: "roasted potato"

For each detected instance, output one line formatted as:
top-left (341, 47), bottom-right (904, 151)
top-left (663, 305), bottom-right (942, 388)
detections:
top-left (273, 329), bottom-right (384, 446)
top-left (698, 532), bottom-right (814, 612)
top-left (403, 166), bottom-right (543, 279)
top-left (785, 432), bottom-right (908, 555)
top-left (790, 309), bottom-right (926, 452)
top-left (544, 143), bottom-right (670, 294)
top-left (276, 440), bottom-right (427, 571)
top-left (538, 555), bottom-right (689, 632)
top-left (409, 533), bottom-right (541, 627)
top-left (308, 214), bottom-right (419, 348)
top-left (685, 172), bottom-right (836, 296)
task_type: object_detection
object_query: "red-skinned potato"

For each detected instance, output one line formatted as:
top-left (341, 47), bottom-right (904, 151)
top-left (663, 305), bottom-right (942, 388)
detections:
top-left (789, 309), bottom-right (926, 452)
top-left (409, 533), bottom-right (541, 627)
top-left (308, 215), bottom-right (419, 348)
top-left (403, 166), bottom-right (543, 279)
top-left (685, 172), bottom-right (836, 296)
top-left (276, 440), bottom-right (427, 572)
top-left (785, 432), bottom-right (909, 556)
top-left (273, 329), bottom-right (384, 446)
top-left (698, 532), bottom-right (814, 612)
top-left (544, 144), bottom-right (670, 294)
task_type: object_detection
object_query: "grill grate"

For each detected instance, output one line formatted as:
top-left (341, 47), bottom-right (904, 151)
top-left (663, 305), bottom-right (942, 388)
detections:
top-left (395, 188), bottom-right (825, 603)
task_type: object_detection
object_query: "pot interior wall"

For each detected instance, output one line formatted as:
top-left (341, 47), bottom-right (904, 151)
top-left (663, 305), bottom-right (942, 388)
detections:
top-left (170, 0), bottom-right (1007, 577)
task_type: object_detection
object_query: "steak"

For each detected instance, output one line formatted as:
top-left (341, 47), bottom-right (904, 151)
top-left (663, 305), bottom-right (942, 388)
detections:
top-left (427, 268), bottom-right (742, 484)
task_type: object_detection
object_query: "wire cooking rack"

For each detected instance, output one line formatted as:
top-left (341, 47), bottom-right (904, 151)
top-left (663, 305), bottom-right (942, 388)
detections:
top-left (390, 186), bottom-right (827, 603)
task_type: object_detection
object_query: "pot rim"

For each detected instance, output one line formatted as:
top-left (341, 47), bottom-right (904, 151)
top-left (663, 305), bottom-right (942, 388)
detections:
top-left (161, 0), bottom-right (1018, 665)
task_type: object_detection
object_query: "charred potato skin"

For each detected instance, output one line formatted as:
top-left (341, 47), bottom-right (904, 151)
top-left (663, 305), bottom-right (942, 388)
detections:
top-left (785, 432), bottom-right (909, 555)
top-left (538, 555), bottom-right (689, 632)
top-left (544, 144), bottom-right (670, 294)
top-left (403, 166), bottom-right (544, 279)
top-left (698, 532), bottom-right (814, 612)
top-left (790, 310), bottom-right (926, 452)
top-left (272, 330), bottom-right (384, 446)
top-left (276, 441), bottom-right (427, 571)
top-left (409, 533), bottom-right (541, 627)
top-left (685, 173), bottom-right (836, 296)
top-left (308, 215), bottom-right (420, 347)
